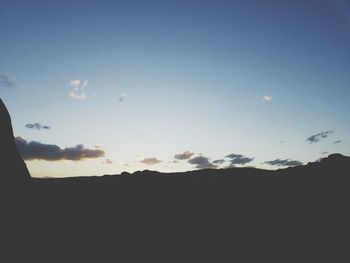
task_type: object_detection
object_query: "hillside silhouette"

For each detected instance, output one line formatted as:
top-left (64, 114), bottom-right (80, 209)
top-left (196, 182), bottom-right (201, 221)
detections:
top-left (35, 152), bottom-right (350, 179)
top-left (0, 99), bottom-right (31, 182)
top-left (1, 98), bottom-right (349, 260)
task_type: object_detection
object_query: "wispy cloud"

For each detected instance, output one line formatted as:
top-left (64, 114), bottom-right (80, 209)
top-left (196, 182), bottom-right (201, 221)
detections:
top-left (188, 155), bottom-right (217, 169)
top-left (25, 123), bottom-right (51, 130)
top-left (333, 140), bottom-right (342, 144)
top-left (174, 151), bottom-right (194, 160)
top-left (0, 73), bottom-right (17, 89)
top-left (69, 79), bottom-right (88, 100)
top-left (261, 95), bottom-right (272, 102)
top-left (103, 159), bottom-right (114, 164)
top-left (264, 159), bottom-right (303, 167)
top-left (225, 153), bottom-right (254, 166)
top-left (140, 157), bottom-right (162, 165)
top-left (306, 130), bottom-right (333, 143)
top-left (15, 137), bottom-right (105, 161)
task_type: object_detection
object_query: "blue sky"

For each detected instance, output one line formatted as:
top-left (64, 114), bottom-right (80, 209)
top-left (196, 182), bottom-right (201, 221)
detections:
top-left (1, 0), bottom-right (349, 177)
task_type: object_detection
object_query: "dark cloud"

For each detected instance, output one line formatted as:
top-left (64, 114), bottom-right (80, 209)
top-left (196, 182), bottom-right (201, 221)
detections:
top-left (306, 131), bottom-right (333, 143)
top-left (213, 159), bottom-right (226, 164)
top-left (174, 151), bottom-right (194, 160)
top-left (264, 159), bottom-right (303, 167)
top-left (225, 154), bottom-right (254, 166)
top-left (188, 156), bottom-right (217, 169)
top-left (140, 157), bottom-right (162, 165)
top-left (321, 152), bottom-right (328, 155)
top-left (15, 137), bottom-right (105, 161)
top-left (333, 140), bottom-right (342, 144)
top-left (25, 123), bottom-right (51, 130)
top-left (0, 74), bottom-right (17, 89)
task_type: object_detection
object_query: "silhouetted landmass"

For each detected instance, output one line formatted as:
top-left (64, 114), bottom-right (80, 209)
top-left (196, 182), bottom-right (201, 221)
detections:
top-left (25, 153), bottom-right (349, 185)
top-left (0, 99), bottom-right (31, 182)
top-left (1, 98), bottom-right (349, 260)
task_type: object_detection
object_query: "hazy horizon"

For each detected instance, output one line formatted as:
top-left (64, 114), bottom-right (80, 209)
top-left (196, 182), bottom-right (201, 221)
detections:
top-left (1, 0), bottom-right (349, 178)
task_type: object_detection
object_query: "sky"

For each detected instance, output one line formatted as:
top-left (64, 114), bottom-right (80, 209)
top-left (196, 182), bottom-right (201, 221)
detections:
top-left (1, 0), bottom-right (349, 178)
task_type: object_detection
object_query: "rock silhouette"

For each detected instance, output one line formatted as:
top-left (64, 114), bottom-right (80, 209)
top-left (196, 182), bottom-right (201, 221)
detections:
top-left (0, 99), bottom-right (31, 182)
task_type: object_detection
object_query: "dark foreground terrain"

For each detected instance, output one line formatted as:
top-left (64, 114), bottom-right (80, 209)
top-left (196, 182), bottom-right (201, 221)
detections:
top-left (3, 156), bottom-right (350, 261)
top-left (1, 98), bottom-right (350, 261)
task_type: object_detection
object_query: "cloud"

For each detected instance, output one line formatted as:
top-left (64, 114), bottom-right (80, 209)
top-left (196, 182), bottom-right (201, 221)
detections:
top-left (306, 131), bottom-right (333, 143)
top-left (0, 74), bottom-right (17, 89)
top-left (264, 159), bottom-right (303, 167)
top-left (225, 154), bottom-right (254, 166)
top-left (104, 159), bottom-right (114, 164)
top-left (140, 157), bottom-right (162, 165)
top-left (25, 123), bottom-right (50, 130)
top-left (261, 95), bottom-right (272, 102)
top-left (333, 140), bottom-right (342, 144)
top-left (15, 137), bottom-right (105, 161)
top-left (69, 79), bottom-right (88, 100)
top-left (188, 156), bottom-right (218, 169)
top-left (213, 159), bottom-right (226, 164)
top-left (321, 152), bottom-right (328, 155)
top-left (119, 93), bottom-right (127, 102)
top-left (174, 151), bottom-right (194, 160)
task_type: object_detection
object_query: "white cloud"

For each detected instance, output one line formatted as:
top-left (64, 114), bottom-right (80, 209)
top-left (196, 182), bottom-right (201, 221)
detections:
top-left (69, 92), bottom-right (87, 100)
top-left (70, 79), bottom-right (80, 87)
top-left (69, 79), bottom-right (88, 100)
top-left (261, 95), bottom-right (273, 102)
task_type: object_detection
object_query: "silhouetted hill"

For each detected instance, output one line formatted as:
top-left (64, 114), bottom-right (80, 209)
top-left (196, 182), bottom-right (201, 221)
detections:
top-left (275, 153), bottom-right (350, 178)
top-left (27, 153), bottom-right (349, 184)
top-left (122, 153), bottom-right (350, 178)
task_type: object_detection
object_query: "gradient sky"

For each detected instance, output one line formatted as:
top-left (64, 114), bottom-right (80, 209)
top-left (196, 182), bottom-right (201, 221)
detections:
top-left (1, 0), bottom-right (349, 177)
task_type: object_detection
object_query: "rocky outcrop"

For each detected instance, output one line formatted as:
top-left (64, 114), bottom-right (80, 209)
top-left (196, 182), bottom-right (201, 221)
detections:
top-left (0, 99), bottom-right (31, 182)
